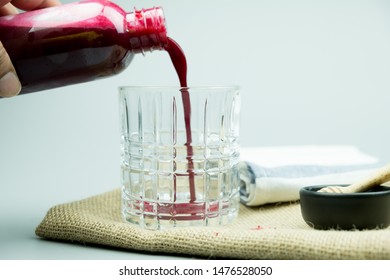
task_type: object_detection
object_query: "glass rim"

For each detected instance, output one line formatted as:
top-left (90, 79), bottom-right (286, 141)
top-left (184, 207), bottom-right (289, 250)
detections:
top-left (118, 85), bottom-right (240, 91)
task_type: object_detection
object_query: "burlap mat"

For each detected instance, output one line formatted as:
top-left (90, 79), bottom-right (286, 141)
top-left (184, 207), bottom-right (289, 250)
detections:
top-left (35, 188), bottom-right (390, 259)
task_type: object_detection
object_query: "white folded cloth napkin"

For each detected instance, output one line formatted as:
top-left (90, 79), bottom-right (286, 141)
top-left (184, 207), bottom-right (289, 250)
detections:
top-left (239, 145), bottom-right (381, 206)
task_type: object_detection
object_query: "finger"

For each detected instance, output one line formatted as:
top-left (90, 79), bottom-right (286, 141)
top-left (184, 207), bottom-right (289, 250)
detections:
top-left (0, 41), bottom-right (21, 97)
top-left (0, 0), bottom-right (11, 7)
top-left (0, 2), bottom-right (18, 16)
top-left (10, 0), bottom-right (61, 11)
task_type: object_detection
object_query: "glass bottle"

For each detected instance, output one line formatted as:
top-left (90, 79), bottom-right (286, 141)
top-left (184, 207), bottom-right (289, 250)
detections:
top-left (0, 0), bottom-right (168, 94)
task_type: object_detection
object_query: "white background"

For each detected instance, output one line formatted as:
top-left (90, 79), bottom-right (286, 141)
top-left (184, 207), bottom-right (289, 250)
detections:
top-left (1, 0), bottom-right (390, 259)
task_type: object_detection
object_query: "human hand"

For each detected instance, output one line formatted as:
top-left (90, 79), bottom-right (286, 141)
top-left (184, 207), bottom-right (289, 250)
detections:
top-left (0, 0), bottom-right (61, 97)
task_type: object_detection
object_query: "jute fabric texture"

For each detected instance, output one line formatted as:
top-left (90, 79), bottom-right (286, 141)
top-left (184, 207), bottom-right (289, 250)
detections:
top-left (35, 188), bottom-right (390, 259)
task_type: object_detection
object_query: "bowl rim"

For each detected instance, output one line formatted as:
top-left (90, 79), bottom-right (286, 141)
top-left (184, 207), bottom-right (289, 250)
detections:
top-left (300, 184), bottom-right (390, 198)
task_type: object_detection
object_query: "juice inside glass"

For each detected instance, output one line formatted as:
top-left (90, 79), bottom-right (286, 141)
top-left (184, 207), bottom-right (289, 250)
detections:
top-left (119, 86), bottom-right (240, 230)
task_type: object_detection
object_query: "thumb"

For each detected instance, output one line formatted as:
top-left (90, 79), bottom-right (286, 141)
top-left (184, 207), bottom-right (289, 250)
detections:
top-left (0, 41), bottom-right (21, 97)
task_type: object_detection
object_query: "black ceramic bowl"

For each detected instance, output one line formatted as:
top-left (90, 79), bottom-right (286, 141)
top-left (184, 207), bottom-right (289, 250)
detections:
top-left (299, 185), bottom-right (390, 230)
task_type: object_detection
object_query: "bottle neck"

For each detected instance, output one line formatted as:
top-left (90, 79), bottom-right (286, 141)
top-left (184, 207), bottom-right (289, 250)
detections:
top-left (126, 7), bottom-right (168, 53)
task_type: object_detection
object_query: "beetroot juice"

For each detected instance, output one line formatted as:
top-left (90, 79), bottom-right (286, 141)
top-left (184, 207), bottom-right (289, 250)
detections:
top-left (0, 0), bottom-right (168, 93)
top-left (165, 38), bottom-right (196, 203)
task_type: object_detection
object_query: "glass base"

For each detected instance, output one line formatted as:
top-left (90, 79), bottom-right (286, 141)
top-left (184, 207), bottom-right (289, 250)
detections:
top-left (122, 191), bottom-right (240, 230)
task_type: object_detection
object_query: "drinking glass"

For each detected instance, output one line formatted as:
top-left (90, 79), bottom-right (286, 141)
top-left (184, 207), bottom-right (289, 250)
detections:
top-left (119, 86), bottom-right (240, 229)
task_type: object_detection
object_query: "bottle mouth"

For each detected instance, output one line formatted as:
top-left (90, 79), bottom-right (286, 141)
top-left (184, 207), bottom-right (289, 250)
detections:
top-left (126, 7), bottom-right (168, 53)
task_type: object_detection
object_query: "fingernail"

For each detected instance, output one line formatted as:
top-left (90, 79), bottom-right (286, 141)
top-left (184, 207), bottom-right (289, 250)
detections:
top-left (0, 72), bottom-right (21, 97)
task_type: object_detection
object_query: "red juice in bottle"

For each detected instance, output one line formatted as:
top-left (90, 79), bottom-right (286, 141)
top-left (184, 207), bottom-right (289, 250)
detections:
top-left (0, 0), bottom-right (168, 93)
